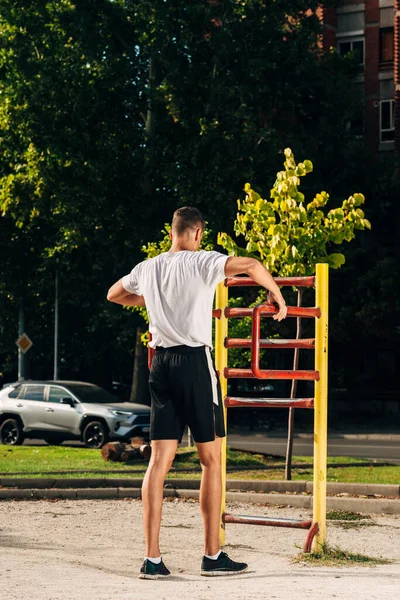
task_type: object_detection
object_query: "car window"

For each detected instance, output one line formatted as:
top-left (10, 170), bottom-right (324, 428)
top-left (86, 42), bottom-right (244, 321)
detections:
top-left (48, 386), bottom-right (74, 403)
top-left (20, 385), bottom-right (45, 402)
top-left (8, 386), bottom-right (21, 398)
top-left (66, 384), bottom-right (119, 404)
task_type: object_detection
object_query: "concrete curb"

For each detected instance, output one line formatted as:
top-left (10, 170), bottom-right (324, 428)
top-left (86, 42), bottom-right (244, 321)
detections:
top-left (1, 477), bottom-right (399, 497)
top-left (0, 486), bottom-right (399, 514)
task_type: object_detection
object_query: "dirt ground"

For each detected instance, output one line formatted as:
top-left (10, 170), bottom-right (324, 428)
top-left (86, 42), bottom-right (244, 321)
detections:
top-left (1, 497), bottom-right (399, 600)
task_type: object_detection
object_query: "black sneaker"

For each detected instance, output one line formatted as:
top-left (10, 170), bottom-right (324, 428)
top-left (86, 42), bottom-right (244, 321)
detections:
top-left (138, 558), bottom-right (171, 580)
top-left (201, 551), bottom-right (248, 576)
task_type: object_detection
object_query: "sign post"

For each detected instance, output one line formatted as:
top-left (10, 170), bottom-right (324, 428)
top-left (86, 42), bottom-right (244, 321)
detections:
top-left (16, 330), bottom-right (33, 381)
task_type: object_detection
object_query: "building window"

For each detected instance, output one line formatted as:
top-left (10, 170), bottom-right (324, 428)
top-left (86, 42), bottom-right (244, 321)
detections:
top-left (380, 28), bottom-right (394, 63)
top-left (338, 38), bottom-right (365, 65)
top-left (380, 100), bottom-right (395, 142)
top-left (337, 11), bottom-right (364, 35)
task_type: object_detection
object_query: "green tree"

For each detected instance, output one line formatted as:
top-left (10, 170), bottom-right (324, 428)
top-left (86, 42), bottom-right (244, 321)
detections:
top-left (0, 0), bottom-right (152, 386)
top-left (0, 0), bottom-right (379, 394)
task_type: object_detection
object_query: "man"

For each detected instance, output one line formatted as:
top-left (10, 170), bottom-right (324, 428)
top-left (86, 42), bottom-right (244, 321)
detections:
top-left (107, 206), bottom-right (287, 579)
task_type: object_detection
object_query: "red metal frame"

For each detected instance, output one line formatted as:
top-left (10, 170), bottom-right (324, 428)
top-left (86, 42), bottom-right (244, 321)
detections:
top-left (226, 306), bottom-right (321, 319)
top-left (225, 367), bottom-right (319, 381)
top-left (225, 338), bottom-right (315, 349)
top-left (223, 514), bottom-right (312, 528)
top-left (226, 276), bottom-right (315, 288)
top-left (303, 522), bottom-right (319, 553)
top-left (147, 346), bottom-right (155, 370)
top-left (251, 304), bottom-right (319, 380)
top-left (223, 513), bottom-right (319, 552)
top-left (225, 396), bottom-right (314, 409)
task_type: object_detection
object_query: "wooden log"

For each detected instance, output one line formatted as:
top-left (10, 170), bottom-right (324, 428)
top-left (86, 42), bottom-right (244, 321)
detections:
top-left (121, 444), bottom-right (151, 461)
top-left (101, 441), bottom-right (125, 461)
top-left (101, 440), bottom-right (151, 462)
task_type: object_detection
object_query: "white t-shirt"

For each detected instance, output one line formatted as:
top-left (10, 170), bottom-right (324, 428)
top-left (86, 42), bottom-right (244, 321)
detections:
top-left (122, 250), bottom-right (228, 349)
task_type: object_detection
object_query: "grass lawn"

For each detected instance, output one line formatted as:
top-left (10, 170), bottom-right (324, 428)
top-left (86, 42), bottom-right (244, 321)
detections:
top-left (0, 445), bottom-right (398, 485)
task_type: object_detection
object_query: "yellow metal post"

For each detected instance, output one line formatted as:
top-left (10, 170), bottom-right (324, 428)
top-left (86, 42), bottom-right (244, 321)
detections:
top-left (313, 263), bottom-right (329, 551)
top-left (215, 281), bottom-right (229, 547)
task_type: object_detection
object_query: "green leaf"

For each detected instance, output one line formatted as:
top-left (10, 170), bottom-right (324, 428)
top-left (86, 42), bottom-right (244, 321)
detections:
top-left (304, 160), bottom-right (313, 173)
top-left (327, 253), bottom-right (346, 269)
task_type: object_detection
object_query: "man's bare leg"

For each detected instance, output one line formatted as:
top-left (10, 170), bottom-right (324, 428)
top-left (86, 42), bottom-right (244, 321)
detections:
top-left (197, 436), bottom-right (223, 556)
top-left (142, 439), bottom-right (178, 558)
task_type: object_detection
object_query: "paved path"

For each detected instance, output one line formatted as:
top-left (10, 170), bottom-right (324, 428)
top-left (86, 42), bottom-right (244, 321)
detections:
top-left (1, 498), bottom-right (399, 600)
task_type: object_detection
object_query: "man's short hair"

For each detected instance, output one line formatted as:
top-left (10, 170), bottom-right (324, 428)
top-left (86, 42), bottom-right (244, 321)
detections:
top-left (172, 206), bottom-right (205, 236)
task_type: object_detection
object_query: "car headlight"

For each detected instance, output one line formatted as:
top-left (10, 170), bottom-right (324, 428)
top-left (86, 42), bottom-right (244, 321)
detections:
top-left (109, 410), bottom-right (134, 417)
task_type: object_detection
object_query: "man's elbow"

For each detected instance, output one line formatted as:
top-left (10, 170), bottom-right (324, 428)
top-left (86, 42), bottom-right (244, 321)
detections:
top-left (245, 258), bottom-right (260, 274)
top-left (107, 287), bottom-right (120, 303)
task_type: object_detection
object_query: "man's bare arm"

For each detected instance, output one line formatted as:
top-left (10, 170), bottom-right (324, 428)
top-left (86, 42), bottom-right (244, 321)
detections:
top-left (224, 256), bottom-right (287, 321)
top-left (107, 279), bottom-right (146, 307)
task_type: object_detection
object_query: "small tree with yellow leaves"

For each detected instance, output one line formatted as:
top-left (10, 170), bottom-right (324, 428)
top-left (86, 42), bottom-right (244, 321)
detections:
top-left (218, 148), bottom-right (370, 478)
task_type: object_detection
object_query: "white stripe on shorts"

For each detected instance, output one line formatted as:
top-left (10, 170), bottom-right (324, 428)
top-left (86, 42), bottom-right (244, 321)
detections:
top-left (205, 347), bottom-right (219, 405)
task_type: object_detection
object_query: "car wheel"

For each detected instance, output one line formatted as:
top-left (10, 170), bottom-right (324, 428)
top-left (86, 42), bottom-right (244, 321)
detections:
top-left (82, 421), bottom-right (108, 449)
top-left (43, 435), bottom-right (64, 446)
top-left (0, 418), bottom-right (24, 445)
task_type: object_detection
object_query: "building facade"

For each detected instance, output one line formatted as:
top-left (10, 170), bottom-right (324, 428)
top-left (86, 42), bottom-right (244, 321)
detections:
top-left (322, 0), bottom-right (399, 153)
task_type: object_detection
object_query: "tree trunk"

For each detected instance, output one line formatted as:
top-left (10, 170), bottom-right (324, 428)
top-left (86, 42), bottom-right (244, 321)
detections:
top-left (131, 325), bottom-right (150, 404)
top-left (130, 55), bottom-right (157, 405)
top-left (285, 288), bottom-right (303, 480)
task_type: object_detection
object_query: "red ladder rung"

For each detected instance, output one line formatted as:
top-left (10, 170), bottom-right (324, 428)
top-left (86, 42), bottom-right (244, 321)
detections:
top-left (225, 276), bottom-right (315, 288)
top-left (225, 367), bottom-right (319, 381)
top-left (225, 338), bottom-right (315, 349)
top-left (225, 306), bottom-right (321, 319)
top-left (225, 396), bottom-right (314, 409)
top-left (223, 514), bottom-right (313, 529)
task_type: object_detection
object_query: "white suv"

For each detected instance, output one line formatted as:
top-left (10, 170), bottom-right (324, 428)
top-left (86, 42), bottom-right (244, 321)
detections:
top-left (0, 380), bottom-right (150, 449)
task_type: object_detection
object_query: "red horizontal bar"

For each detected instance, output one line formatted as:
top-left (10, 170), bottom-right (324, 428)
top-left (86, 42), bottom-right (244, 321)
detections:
top-left (224, 367), bottom-right (319, 381)
top-left (212, 309), bottom-right (222, 319)
top-left (225, 396), bottom-right (314, 409)
top-left (225, 306), bottom-right (321, 319)
top-left (225, 338), bottom-right (315, 349)
top-left (226, 276), bottom-right (315, 288)
top-left (223, 513), bottom-right (313, 529)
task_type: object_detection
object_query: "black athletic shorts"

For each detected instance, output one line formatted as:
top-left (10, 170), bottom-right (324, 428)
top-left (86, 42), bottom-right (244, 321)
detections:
top-left (148, 345), bottom-right (226, 444)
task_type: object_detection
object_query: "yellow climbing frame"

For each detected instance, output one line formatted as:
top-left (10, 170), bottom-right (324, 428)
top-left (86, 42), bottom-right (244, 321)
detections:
top-left (214, 263), bottom-right (329, 550)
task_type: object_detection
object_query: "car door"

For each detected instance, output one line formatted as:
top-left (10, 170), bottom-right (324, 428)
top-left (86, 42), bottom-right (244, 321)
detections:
top-left (44, 386), bottom-right (82, 434)
top-left (17, 384), bottom-right (48, 431)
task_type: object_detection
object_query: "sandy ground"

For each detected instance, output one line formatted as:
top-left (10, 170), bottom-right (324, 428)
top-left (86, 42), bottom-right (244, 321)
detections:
top-left (1, 497), bottom-right (399, 600)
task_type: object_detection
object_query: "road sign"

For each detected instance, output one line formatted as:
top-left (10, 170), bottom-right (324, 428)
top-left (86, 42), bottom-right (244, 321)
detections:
top-left (16, 333), bottom-right (33, 354)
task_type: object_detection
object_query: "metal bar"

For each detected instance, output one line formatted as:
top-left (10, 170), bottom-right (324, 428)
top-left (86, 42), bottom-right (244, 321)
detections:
top-left (303, 522), bottom-right (319, 553)
top-left (212, 308), bottom-right (222, 319)
top-left (224, 368), bottom-right (319, 381)
top-left (250, 305), bottom-right (320, 380)
top-left (215, 282), bottom-right (229, 547)
top-left (223, 514), bottom-right (313, 529)
top-left (147, 334), bottom-right (155, 370)
top-left (18, 297), bottom-right (25, 381)
top-left (225, 397), bottom-right (314, 409)
top-left (226, 306), bottom-right (320, 319)
top-left (313, 263), bottom-right (329, 551)
top-left (53, 268), bottom-right (59, 380)
top-left (225, 338), bottom-right (315, 349)
top-left (226, 276), bottom-right (315, 288)
top-left (286, 287), bottom-right (303, 480)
